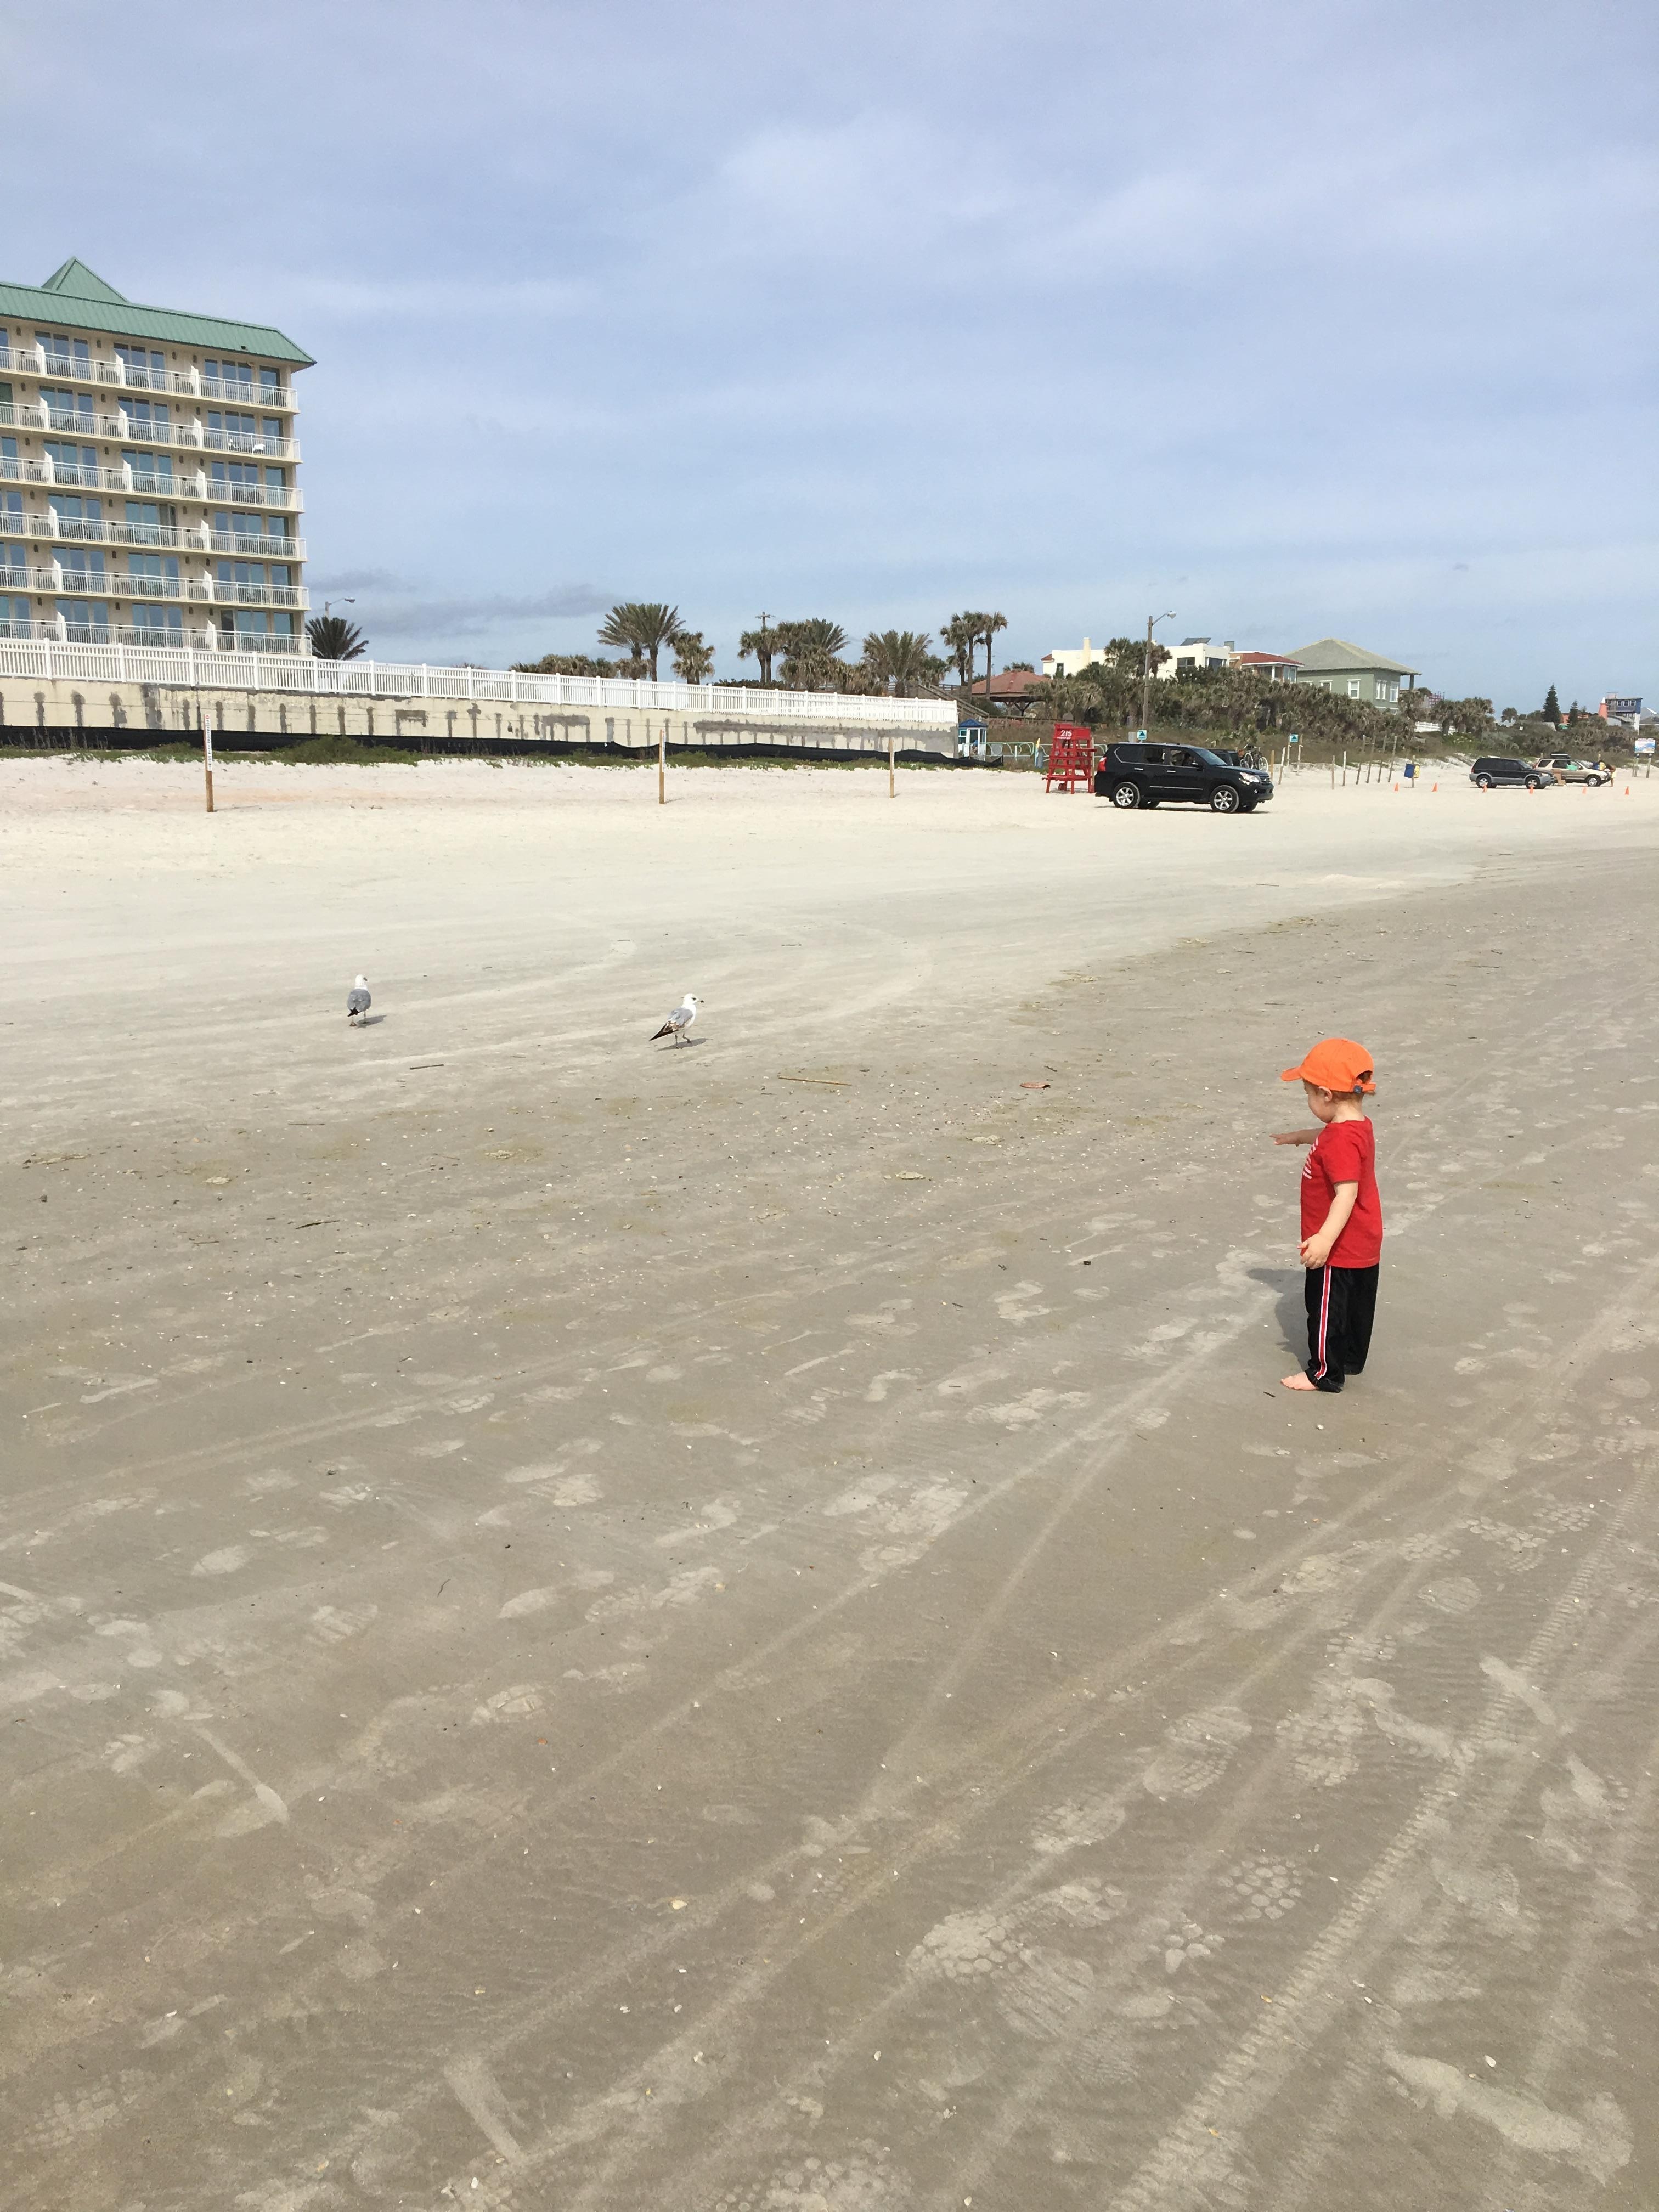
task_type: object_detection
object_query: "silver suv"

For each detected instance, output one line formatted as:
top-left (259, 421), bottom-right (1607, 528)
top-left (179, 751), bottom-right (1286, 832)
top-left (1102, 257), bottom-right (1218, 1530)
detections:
top-left (1535, 754), bottom-right (1612, 786)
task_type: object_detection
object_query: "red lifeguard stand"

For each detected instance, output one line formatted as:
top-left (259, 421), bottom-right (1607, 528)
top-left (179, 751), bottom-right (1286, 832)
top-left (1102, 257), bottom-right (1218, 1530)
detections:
top-left (1045, 721), bottom-right (1096, 793)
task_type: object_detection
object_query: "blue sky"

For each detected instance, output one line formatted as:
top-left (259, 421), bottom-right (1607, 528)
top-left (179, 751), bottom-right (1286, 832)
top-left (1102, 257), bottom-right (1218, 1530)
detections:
top-left (4, 0), bottom-right (1655, 704)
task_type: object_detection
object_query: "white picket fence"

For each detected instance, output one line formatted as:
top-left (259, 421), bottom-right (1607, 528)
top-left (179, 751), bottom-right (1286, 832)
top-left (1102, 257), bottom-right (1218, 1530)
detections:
top-left (0, 636), bottom-right (958, 730)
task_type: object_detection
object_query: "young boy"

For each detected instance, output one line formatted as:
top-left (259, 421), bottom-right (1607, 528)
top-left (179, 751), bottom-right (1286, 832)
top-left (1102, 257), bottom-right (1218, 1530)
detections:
top-left (1271, 1037), bottom-right (1383, 1393)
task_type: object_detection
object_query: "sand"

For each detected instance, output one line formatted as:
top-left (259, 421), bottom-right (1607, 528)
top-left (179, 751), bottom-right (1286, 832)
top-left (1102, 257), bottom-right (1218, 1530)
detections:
top-left (4, 755), bottom-right (1659, 2209)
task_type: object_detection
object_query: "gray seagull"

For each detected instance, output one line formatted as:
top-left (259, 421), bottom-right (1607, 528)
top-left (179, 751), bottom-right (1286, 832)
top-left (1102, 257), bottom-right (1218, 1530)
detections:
top-left (346, 974), bottom-right (372, 1026)
top-left (648, 992), bottom-right (699, 1046)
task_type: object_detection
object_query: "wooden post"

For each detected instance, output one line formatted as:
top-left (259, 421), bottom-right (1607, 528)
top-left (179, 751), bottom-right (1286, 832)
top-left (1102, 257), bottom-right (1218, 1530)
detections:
top-left (888, 725), bottom-right (895, 798)
top-left (202, 699), bottom-right (214, 812)
top-left (658, 717), bottom-right (666, 805)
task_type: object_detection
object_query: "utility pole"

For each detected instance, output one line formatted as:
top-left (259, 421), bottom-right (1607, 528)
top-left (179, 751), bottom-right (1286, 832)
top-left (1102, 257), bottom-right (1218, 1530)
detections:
top-left (1141, 611), bottom-right (1176, 737)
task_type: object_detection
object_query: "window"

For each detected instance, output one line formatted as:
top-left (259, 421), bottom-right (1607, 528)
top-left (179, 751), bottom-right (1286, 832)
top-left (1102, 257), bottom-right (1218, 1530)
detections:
top-left (56, 596), bottom-right (111, 641)
top-left (126, 551), bottom-right (179, 590)
top-left (0, 537), bottom-right (25, 578)
top-left (123, 398), bottom-right (171, 435)
top-left (123, 452), bottom-right (176, 490)
top-left (41, 387), bottom-right (95, 430)
top-left (49, 493), bottom-right (104, 529)
top-left (38, 332), bottom-right (91, 373)
top-left (44, 442), bottom-right (99, 483)
top-left (116, 343), bottom-right (166, 387)
top-left (1, 433), bottom-right (16, 471)
top-left (1, 488), bottom-right (23, 531)
top-left (259, 367), bottom-right (283, 399)
top-left (1347, 678), bottom-right (1361, 698)
top-left (0, 592), bottom-right (31, 638)
top-left (205, 357), bottom-right (254, 394)
top-left (261, 417), bottom-right (283, 445)
top-left (58, 546), bottom-right (106, 581)
top-left (263, 466), bottom-right (285, 490)
top-left (210, 460), bottom-right (263, 493)
top-left (128, 605), bottom-right (183, 642)
top-left (124, 500), bottom-right (177, 538)
top-left (207, 409), bottom-right (259, 443)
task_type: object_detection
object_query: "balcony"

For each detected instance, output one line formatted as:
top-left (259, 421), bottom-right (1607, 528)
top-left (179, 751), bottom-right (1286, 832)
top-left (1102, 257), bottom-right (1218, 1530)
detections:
top-left (8, 507), bottom-right (306, 558)
top-left (208, 578), bottom-right (308, 608)
top-left (0, 561), bottom-right (304, 610)
top-left (0, 345), bottom-right (296, 409)
top-left (0, 399), bottom-right (301, 462)
top-left (213, 628), bottom-right (307, 653)
top-left (0, 617), bottom-right (308, 652)
top-left (0, 454), bottom-right (301, 508)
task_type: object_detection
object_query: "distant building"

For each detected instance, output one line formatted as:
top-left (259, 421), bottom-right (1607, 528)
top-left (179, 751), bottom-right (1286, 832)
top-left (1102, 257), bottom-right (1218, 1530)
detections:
top-left (1228, 650), bottom-right (1301, 682)
top-left (1599, 695), bottom-right (1642, 722)
top-left (1157, 636), bottom-right (1233, 678)
top-left (1288, 637), bottom-right (1419, 707)
top-left (0, 257), bottom-right (311, 653)
top-left (1041, 637), bottom-right (1105, 679)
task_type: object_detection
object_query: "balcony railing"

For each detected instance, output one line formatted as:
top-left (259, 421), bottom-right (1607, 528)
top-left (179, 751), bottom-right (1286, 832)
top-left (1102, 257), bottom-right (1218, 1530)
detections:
top-left (5, 507), bottom-right (307, 558)
top-left (0, 454), bottom-right (301, 507)
top-left (2, 618), bottom-right (307, 651)
top-left (0, 562), bottom-right (304, 609)
top-left (208, 578), bottom-right (308, 608)
top-left (0, 345), bottom-right (296, 409)
top-left (0, 399), bottom-right (301, 461)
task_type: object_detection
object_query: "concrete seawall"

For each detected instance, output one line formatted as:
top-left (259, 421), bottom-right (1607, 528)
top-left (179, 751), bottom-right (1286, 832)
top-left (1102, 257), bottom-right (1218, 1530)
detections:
top-left (0, 675), bottom-right (958, 758)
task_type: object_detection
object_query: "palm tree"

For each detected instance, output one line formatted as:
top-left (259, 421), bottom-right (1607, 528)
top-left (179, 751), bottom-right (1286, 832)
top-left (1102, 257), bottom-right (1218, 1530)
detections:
top-left (598, 601), bottom-right (683, 681)
top-left (979, 611), bottom-right (1007, 703)
top-left (738, 613), bottom-right (781, 684)
top-left (861, 629), bottom-right (936, 698)
top-left (671, 630), bottom-right (714, 684)
top-left (306, 613), bottom-right (366, 661)
top-left (941, 613), bottom-right (979, 696)
top-left (776, 618), bottom-right (850, 691)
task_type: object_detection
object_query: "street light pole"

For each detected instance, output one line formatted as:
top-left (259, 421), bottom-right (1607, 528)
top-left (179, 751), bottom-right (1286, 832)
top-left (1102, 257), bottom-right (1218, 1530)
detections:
top-left (1141, 611), bottom-right (1176, 737)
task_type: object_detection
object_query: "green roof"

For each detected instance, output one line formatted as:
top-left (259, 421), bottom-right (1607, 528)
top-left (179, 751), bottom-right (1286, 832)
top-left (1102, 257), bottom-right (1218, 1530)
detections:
top-left (1288, 636), bottom-right (1419, 678)
top-left (0, 259), bottom-right (312, 366)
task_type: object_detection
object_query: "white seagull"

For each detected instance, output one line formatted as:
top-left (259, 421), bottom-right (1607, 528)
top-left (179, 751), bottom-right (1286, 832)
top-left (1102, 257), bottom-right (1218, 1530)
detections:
top-left (648, 992), bottom-right (699, 1047)
top-left (346, 974), bottom-right (372, 1025)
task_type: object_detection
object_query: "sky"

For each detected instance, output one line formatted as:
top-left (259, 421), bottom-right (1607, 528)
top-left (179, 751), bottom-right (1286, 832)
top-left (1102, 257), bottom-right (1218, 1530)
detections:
top-left (4, 0), bottom-right (1655, 706)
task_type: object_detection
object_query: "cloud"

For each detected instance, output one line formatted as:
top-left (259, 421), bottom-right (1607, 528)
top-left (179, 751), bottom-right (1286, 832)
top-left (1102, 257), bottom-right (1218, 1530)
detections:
top-left (356, 586), bottom-right (615, 641)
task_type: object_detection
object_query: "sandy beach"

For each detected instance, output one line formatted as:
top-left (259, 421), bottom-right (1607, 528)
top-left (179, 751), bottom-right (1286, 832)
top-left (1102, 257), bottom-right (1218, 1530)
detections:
top-left (5, 755), bottom-right (1659, 2210)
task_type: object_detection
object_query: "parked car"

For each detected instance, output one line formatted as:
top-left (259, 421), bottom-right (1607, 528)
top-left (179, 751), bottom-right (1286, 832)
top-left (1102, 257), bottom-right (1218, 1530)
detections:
top-left (1534, 754), bottom-right (1612, 786)
top-left (1470, 755), bottom-right (1553, 790)
top-left (1093, 742), bottom-right (1274, 813)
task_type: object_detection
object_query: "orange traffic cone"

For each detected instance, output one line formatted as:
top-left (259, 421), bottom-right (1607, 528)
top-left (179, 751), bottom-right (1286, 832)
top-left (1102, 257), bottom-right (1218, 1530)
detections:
top-left (1431, 782), bottom-right (1438, 792)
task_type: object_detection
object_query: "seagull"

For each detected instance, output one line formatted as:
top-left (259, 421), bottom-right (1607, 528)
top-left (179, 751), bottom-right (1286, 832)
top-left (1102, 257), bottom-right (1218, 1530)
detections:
top-left (347, 975), bottom-right (371, 1026)
top-left (649, 992), bottom-right (699, 1047)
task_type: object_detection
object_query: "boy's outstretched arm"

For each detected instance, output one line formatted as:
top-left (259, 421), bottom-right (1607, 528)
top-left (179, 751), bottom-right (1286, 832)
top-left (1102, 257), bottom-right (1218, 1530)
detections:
top-left (1300, 1182), bottom-right (1358, 1267)
top-left (1271, 1127), bottom-right (1321, 1146)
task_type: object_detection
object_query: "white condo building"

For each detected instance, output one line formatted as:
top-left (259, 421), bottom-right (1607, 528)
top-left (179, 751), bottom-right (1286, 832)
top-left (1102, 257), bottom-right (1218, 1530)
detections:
top-left (0, 259), bottom-right (311, 652)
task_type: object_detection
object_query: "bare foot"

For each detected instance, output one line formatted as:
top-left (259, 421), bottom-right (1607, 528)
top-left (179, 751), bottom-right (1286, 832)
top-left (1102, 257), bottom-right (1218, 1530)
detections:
top-left (1281, 1373), bottom-right (1317, 1391)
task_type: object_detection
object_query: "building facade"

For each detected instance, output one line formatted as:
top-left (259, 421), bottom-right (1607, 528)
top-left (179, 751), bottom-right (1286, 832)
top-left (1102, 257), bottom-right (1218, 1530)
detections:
top-left (1156, 636), bottom-right (1234, 678)
top-left (0, 259), bottom-right (311, 653)
top-left (1288, 636), bottom-right (1418, 707)
top-left (1041, 637), bottom-right (1107, 679)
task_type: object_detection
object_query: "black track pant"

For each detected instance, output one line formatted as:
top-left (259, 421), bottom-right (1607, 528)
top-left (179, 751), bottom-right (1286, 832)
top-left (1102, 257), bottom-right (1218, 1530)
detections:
top-left (1304, 1262), bottom-right (1379, 1392)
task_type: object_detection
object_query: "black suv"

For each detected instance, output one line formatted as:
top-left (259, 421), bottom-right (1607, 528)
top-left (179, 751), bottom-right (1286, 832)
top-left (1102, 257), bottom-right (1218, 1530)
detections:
top-left (1094, 742), bottom-right (1274, 813)
top-left (1470, 755), bottom-right (1551, 790)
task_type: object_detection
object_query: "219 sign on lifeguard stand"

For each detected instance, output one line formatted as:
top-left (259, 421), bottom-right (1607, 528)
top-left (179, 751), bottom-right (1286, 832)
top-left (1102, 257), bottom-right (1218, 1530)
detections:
top-left (1045, 722), bottom-right (1096, 793)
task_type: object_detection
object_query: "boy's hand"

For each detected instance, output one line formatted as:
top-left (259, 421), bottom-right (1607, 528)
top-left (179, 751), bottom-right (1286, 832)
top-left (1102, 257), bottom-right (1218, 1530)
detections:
top-left (1272, 1128), bottom-right (1319, 1146)
top-left (1300, 1232), bottom-right (1334, 1267)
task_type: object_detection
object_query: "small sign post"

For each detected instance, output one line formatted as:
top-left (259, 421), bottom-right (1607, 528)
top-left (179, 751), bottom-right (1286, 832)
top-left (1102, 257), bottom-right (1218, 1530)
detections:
top-left (202, 713), bottom-right (214, 813)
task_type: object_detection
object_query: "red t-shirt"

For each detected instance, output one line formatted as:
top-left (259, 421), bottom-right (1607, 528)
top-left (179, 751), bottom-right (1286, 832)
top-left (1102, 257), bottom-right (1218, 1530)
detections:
top-left (1301, 1116), bottom-right (1383, 1267)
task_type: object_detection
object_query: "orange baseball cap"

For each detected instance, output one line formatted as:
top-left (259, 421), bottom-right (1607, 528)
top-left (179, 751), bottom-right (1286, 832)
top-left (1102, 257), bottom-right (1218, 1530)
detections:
top-left (1281, 1037), bottom-right (1375, 1093)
